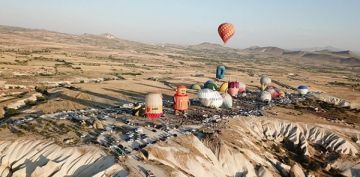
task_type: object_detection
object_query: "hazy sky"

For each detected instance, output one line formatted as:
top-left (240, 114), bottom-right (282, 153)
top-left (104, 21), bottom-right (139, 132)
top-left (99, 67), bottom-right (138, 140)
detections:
top-left (0, 0), bottom-right (359, 51)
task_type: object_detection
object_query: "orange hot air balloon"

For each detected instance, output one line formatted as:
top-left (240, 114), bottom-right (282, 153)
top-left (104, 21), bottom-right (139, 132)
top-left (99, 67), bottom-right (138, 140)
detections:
top-left (218, 23), bottom-right (235, 44)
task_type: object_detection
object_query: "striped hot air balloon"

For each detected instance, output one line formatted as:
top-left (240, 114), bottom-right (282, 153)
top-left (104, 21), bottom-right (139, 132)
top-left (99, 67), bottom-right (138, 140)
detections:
top-left (218, 23), bottom-right (235, 44)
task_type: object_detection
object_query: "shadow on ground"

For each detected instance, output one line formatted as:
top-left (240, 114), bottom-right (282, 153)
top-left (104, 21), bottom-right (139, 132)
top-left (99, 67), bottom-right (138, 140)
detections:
top-left (103, 88), bottom-right (173, 101)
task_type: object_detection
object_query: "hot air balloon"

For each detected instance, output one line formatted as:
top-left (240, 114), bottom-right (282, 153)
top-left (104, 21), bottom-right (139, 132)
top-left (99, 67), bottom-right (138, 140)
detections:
top-left (222, 93), bottom-right (232, 109)
top-left (238, 82), bottom-right (246, 93)
top-left (197, 89), bottom-right (223, 108)
top-left (204, 80), bottom-right (214, 88)
top-left (227, 81), bottom-right (240, 97)
top-left (260, 75), bottom-right (271, 91)
top-left (218, 23), bottom-right (235, 44)
top-left (216, 65), bottom-right (225, 79)
top-left (219, 82), bottom-right (228, 93)
top-left (145, 93), bottom-right (163, 120)
top-left (297, 85), bottom-right (309, 96)
top-left (278, 90), bottom-right (286, 98)
top-left (190, 84), bottom-right (202, 91)
top-left (174, 85), bottom-right (189, 113)
top-left (205, 83), bottom-right (218, 90)
top-left (260, 91), bottom-right (272, 103)
top-left (267, 86), bottom-right (280, 98)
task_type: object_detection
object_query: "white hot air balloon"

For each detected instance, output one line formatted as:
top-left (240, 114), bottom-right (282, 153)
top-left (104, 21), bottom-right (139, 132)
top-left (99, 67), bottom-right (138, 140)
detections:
top-left (145, 93), bottom-right (163, 120)
top-left (260, 91), bottom-right (272, 103)
top-left (260, 75), bottom-right (271, 91)
top-left (222, 93), bottom-right (232, 109)
top-left (197, 89), bottom-right (223, 108)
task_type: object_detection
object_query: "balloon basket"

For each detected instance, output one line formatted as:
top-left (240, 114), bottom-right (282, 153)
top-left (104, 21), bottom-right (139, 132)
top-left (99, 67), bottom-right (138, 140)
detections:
top-left (146, 113), bottom-right (162, 120)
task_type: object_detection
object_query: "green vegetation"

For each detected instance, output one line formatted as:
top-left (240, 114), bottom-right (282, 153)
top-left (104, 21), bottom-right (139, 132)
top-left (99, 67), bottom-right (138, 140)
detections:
top-left (328, 81), bottom-right (360, 91)
top-left (36, 96), bottom-right (47, 102)
top-left (0, 124), bottom-right (8, 129)
top-left (112, 73), bottom-right (125, 80)
top-left (14, 59), bottom-right (29, 64)
top-left (167, 55), bottom-right (184, 60)
top-left (35, 86), bottom-right (49, 95)
top-left (4, 108), bottom-right (19, 117)
top-left (38, 72), bottom-right (54, 76)
top-left (122, 73), bottom-right (142, 76)
top-left (25, 100), bottom-right (37, 106)
top-left (271, 144), bottom-right (281, 153)
top-left (17, 92), bottom-right (27, 98)
top-left (123, 63), bottom-right (136, 67)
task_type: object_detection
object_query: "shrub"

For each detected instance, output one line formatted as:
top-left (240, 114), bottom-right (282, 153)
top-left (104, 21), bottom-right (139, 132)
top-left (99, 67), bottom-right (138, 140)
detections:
top-left (17, 92), bottom-right (26, 98)
top-left (36, 96), bottom-right (47, 102)
top-left (4, 108), bottom-right (19, 117)
top-left (25, 100), bottom-right (37, 106)
top-left (0, 124), bottom-right (8, 129)
top-left (35, 86), bottom-right (48, 95)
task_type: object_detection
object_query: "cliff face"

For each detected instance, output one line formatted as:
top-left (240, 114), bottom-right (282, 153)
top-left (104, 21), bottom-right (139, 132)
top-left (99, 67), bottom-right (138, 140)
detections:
top-left (145, 117), bottom-right (359, 177)
top-left (0, 140), bottom-right (127, 177)
top-left (0, 116), bottom-right (359, 177)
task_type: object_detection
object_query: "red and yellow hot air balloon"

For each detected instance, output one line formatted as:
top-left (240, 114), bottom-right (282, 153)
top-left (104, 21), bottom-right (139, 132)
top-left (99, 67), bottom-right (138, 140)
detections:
top-left (218, 23), bottom-right (235, 44)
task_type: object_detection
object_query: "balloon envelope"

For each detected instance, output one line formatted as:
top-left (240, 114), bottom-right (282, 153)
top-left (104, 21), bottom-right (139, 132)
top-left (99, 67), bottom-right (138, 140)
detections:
top-left (297, 85), bottom-right (309, 95)
top-left (204, 80), bottom-right (215, 88)
top-left (267, 86), bottom-right (280, 98)
top-left (219, 82), bottom-right (228, 93)
top-left (190, 84), bottom-right (202, 90)
top-left (238, 82), bottom-right (246, 93)
top-left (260, 91), bottom-right (272, 102)
top-left (205, 83), bottom-right (218, 90)
top-left (216, 65), bottom-right (225, 79)
top-left (297, 85), bottom-right (308, 90)
top-left (222, 93), bottom-right (232, 109)
top-left (218, 23), bottom-right (235, 43)
top-left (260, 76), bottom-right (271, 85)
top-left (197, 89), bottom-right (223, 108)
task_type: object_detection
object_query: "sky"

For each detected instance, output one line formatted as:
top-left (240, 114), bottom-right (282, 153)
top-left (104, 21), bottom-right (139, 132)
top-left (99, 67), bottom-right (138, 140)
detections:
top-left (0, 0), bottom-right (359, 51)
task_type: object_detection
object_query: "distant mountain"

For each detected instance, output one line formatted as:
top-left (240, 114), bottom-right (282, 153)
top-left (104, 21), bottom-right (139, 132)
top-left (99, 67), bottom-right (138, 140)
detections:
top-left (286, 50), bottom-right (360, 65)
top-left (302, 53), bottom-right (359, 64)
top-left (244, 45), bottom-right (360, 65)
top-left (0, 25), bottom-right (358, 65)
top-left (0, 25), bottom-right (156, 51)
top-left (187, 42), bottom-right (239, 54)
top-left (292, 46), bottom-right (344, 52)
top-left (244, 46), bottom-right (286, 55)
top-left (188, 42), bottom-right (234, 50)
top-left (101, 33), bottom-right (117, 39)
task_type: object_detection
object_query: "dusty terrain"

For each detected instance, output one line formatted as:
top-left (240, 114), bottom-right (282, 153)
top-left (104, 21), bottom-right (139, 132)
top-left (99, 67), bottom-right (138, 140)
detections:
top-left (0, 25), bottom-right (359, 177)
